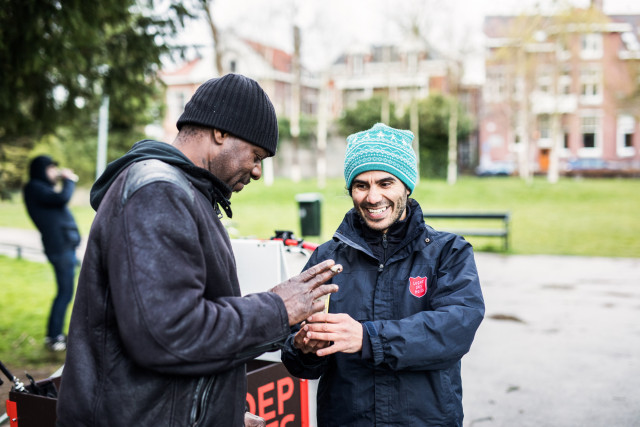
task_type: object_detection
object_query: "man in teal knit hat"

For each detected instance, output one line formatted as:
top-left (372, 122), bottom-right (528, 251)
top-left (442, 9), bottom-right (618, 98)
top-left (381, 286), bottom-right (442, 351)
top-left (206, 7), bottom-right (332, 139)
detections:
top-left (282, 123), bottom-right (485, 426)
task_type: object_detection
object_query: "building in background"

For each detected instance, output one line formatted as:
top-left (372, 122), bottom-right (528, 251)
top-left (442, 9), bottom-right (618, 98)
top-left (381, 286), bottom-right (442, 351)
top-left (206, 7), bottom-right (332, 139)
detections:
top-left (482, 1), bottom-right (640, 177)
top-left (160, 34), bottom-right (319, 143)
top-left (328, 37), bottom-right (480, 173)
top-left (328, 39), bottom-right (447, 116)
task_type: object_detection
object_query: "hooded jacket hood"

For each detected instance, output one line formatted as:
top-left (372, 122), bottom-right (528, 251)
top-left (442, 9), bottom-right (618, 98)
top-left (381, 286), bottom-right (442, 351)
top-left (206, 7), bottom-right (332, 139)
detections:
top-left (29, 155), bottom-right (56, 183)
top-left (90, 140), bottom-right (233, 216)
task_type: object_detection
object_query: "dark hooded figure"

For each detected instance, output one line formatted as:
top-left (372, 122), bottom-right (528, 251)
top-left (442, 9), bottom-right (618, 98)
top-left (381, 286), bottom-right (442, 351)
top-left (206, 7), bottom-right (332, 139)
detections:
top-left (23, 155), bottom-right (80, 351)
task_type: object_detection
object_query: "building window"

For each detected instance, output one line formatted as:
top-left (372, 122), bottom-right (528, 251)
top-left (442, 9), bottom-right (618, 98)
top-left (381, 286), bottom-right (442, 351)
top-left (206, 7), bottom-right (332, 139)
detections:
top-left (580, 114), bottom-right (601, 156)
top-left (617, 115), bottom-right (636, 157)
top-left (625, 134), bottom-right (633, 148)
top-left (485, 69), bottom-right (506, 102)
top-left (170, 90), bottom-right (187, 122)
top-left (583, 131), bottom-right (595, 148)
top-left (558, 67), bottom-right (572, 95)
top-left (556, 38), bottom-right (571, 61)
top-left (537, 68), bottom-right (552, 94)
top-left (539, 115), bottom-right (551, 139)
top-left (580, 65), bottom-right (602, 105)
top-left (580, 33), bottom-right (603, 60)
top-left (229, 60), bottom-right (237, 73)
top-left (563, 132), bottom-right (570, 149)
top-left (352, 54), bottom-right (364, 75)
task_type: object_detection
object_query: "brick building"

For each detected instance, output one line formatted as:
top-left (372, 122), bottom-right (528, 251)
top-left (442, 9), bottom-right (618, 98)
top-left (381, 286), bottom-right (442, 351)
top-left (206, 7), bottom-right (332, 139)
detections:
top-left (481, 2), bottom-right (640, 176)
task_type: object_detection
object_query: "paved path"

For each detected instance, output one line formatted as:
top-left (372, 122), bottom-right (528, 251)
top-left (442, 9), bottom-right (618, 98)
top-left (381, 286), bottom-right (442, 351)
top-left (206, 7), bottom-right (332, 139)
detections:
top-left (1, 228), bottom-right (639, 426)
top-left (464, 253), bottom-right (640, 426)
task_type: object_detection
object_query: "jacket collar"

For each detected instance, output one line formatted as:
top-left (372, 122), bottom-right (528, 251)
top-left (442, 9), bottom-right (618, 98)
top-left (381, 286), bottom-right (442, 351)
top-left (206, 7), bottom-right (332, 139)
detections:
top-left (90, 139), bottom-right (233, 217)
top-left (335, 199), bottom-right (426, 258)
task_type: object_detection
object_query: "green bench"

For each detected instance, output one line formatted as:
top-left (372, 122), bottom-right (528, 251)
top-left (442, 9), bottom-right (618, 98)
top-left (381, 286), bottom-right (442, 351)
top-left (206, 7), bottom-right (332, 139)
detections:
top-left (423, 212), bottom-right (511, 251)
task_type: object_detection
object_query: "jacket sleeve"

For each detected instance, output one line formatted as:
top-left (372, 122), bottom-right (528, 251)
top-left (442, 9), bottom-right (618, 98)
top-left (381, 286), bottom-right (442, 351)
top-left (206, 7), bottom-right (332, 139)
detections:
top-left (281, 249), bottom-right (331, 379)
top-left (366, 236), bottom-right (485, 371)
top-left (107, 181), bottom-right (290, 376)
top-left (30, 179), bottom-right (75, 207)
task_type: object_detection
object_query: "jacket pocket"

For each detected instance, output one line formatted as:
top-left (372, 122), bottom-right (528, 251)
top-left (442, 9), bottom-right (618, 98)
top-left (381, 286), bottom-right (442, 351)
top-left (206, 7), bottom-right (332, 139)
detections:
top-left (62, 225), bottom-right (81, 248)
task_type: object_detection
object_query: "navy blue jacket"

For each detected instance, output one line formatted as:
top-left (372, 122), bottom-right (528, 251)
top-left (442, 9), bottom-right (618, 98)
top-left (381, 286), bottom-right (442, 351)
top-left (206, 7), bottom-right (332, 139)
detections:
top-left (23, 156), bottom-right (80, 255)
top-left (282, 200), bottom-right (484, 426)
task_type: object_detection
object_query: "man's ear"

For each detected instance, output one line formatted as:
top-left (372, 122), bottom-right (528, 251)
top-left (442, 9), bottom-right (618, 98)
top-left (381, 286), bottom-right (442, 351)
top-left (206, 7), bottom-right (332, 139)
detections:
top-left (211, 129), bottom-right (227, 145)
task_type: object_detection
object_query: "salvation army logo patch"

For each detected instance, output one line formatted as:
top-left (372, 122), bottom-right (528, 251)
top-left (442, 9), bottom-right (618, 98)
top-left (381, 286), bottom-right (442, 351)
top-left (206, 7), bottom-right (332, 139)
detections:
top-left (409, 276), bottom-right (427, 298)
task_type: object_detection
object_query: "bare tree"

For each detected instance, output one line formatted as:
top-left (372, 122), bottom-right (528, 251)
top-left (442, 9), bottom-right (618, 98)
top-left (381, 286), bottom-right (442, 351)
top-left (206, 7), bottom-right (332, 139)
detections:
top-left (488, 4), bottom-right (610, 183)
top-left (197, 0), bottom-right (223, 75)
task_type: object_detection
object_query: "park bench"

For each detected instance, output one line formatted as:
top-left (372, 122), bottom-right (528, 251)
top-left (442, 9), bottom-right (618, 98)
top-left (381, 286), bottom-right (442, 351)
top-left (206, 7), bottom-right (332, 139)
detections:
top-left (422, 212), bottom-right (511, 251)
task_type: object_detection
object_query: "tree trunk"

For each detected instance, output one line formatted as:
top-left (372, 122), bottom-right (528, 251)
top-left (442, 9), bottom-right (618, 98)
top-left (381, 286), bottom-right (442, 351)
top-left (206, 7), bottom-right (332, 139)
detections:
top-left (447, 100), bottom-right (458, 185)
top-left (202, 0), bottom-right (223, 75)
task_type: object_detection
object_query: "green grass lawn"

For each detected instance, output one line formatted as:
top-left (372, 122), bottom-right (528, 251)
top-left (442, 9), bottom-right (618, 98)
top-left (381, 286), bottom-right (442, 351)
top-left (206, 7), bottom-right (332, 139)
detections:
top-left (2, 176), bottom-right (640, 256)
top-left (0, 256), bottom-right (67, 371)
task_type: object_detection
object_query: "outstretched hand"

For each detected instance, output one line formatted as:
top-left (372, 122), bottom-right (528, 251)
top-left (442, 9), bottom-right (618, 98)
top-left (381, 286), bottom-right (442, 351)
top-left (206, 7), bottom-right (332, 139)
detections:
top-left (297, 313), bottom-right (363, 357)
top-left (270, 260), bottom-right (342, 326)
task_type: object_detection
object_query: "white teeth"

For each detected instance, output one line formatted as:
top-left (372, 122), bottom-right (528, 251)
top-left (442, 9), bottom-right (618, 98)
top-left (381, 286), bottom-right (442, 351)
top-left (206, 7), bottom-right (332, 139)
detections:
top-left (368, 207), bottom-right (387, 214)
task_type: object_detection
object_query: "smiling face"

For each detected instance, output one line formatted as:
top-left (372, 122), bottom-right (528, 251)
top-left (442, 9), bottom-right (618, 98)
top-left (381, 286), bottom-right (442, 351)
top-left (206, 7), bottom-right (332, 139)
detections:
top-left (350, 170), bottom-right (410, 233)
top-left (206, 132), bottom-right (269, 193)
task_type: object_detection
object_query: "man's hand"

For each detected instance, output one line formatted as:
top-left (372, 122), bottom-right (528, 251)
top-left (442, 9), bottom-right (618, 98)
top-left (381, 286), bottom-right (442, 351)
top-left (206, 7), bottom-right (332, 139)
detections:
top-left (59, 168), bottom-right (79, 182)
top-left (300, 313), bottom-right (363, 357)
top-left (293, 321), bottom-right (331, 354)
top-left (244, 412), bottom-right (265, 427)
top-left (270, 260), bottom-right (341, 326)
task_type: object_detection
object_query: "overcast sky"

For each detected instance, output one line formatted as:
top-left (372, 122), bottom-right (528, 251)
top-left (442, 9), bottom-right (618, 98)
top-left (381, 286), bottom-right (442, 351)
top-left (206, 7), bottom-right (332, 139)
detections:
top-left (171, 0), bottom-right (640, 80)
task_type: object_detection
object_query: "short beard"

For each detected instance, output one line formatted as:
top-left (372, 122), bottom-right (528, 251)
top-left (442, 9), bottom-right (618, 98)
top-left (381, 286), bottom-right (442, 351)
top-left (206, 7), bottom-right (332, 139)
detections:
top-left (354, 198), bottom-right (408, 232)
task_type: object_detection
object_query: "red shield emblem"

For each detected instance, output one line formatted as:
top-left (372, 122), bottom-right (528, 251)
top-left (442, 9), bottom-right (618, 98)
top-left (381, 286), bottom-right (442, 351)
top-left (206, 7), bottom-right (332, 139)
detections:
top-left (409, 276), bottom-right (427, 298)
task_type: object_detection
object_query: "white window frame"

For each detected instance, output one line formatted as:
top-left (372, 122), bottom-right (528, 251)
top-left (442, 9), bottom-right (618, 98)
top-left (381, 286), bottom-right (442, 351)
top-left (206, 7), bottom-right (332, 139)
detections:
top-left (169, 90), bottom-right (189, 124)
top-left (617, 115), bottom-right (636, 157)
top-left (580, 33), bottom-right (603, 60)
top-left (579, 111), bottom-right (603, 157)
top-left (352, 54), bottom-right (364, 75)
top-left (537, 68), bottom-right (552, 94)
top-left (484, 68), bottom-right (507, 102)
top-left (580, 65), bottom-right (602, 105)
top-left (558, 67), bottom-right (572, 95)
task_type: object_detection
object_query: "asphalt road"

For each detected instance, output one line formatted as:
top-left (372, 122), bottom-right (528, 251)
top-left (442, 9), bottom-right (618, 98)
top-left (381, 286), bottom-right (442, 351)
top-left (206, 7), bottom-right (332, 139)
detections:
top-left (463, 253), bottom-right (640, 427)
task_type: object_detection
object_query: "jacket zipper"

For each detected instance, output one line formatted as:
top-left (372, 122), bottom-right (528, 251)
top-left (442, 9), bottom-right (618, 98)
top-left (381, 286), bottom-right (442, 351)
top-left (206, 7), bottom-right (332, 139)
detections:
top-left (379, 233), bottom-right (388, 272)
top-left (190, 376), bottom-right (216, 426)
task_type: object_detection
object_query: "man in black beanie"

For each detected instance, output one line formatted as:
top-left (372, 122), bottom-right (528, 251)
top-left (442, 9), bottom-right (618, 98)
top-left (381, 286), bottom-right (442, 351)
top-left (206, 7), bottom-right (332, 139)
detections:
top-left (57, 74), bottom-right (341, 427)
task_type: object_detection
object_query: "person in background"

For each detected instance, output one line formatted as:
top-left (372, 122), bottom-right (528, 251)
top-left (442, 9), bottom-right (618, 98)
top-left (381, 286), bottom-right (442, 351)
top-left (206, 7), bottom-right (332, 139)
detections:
top-left (23, 155), bottom-right (80, 352)
top-left (56, 74), bottom-right (341, 427)
top-left (281, 123), bottom-right (485, 426)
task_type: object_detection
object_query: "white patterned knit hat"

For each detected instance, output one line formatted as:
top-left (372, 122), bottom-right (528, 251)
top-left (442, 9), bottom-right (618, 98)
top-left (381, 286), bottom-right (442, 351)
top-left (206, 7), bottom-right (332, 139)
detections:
top-left (344, 123), bottom-right (417, 194)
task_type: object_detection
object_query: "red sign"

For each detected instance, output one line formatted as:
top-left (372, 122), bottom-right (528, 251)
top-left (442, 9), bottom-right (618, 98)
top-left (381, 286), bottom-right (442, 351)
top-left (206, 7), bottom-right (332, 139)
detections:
top-left (409, 276), bottom-right (427, 298)
top-left (246, 360), bottom-right (309, 427)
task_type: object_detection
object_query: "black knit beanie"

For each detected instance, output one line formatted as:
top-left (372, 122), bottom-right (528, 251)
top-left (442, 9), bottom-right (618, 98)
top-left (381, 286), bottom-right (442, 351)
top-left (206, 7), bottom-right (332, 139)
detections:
top-left (177, 73), bottom-right (279, 156)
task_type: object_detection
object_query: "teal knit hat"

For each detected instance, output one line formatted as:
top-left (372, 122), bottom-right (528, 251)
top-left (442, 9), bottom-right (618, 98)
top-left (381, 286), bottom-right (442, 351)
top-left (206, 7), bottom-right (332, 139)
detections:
top-left (344, 123), bottom-right (417, 194)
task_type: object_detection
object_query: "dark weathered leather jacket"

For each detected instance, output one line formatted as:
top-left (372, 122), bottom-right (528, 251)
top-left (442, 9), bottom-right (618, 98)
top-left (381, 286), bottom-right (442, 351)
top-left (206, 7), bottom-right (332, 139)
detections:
top-left (57, 142), bottom-right (289, 426)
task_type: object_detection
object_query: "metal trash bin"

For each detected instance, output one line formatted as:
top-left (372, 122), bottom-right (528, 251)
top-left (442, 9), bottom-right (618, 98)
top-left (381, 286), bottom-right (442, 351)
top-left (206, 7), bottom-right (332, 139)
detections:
top-left (295, 193), bottom-right (323, 237)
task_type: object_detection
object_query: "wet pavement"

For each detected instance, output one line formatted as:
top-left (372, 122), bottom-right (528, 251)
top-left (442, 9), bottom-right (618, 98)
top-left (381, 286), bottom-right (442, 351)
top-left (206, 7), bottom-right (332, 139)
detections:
top-left (1, 229), bottom-right (639, 426)
top-left (463, 253), bottom-right (640, 426)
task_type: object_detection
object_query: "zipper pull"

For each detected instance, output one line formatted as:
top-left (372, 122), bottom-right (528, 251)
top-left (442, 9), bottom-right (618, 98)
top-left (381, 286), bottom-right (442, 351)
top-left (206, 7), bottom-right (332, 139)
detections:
top-left (382, 233), bottom-right (388, 249)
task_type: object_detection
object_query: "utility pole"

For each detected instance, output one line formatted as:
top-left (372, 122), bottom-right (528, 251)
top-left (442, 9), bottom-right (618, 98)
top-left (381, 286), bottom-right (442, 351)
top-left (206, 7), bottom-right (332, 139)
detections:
top-left (96, 95), bottom-right (110, 180)
top-left (290, 24), bottom-right (302, 182)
